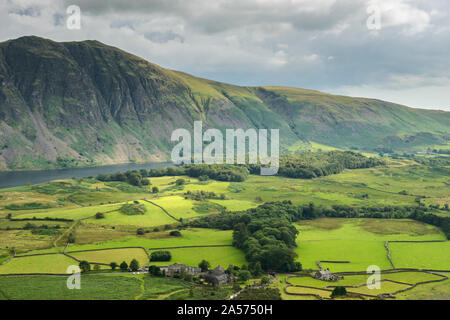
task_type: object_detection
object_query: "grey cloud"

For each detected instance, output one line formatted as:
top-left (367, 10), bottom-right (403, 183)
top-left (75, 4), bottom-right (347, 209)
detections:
top-left (1, 0), bottom-right (449, 109)
top-left (144, 31), bottom-right (184, 44)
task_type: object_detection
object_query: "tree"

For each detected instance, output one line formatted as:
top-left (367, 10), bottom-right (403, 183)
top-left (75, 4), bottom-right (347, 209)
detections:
top-left (95, 212), bottom-right (105, 219)
top-left (260, 275), bottom-right (270, 286)
top-left (169, 230), bottom-right (181, 237)
top-left (68, 232), bottom-right (76, 243)
top-left (152, 186), bottom-right (159, 193)
top-left (120, 261), bottom-right (128, 271)
top-left (331, 286), bottom-right (347, 298)
top-left (93, 264), bottom-right (101, 271)
top-left (136, 228), bottom-right (145, 235)
top-left (175, 178), bottom-right (186, 186)
top-left (150, 251), bottom-right (172, 262)
top-left (237, 270), bottom-right (251, 282)
top-left (110, 262), bottom-right (118, 270)
top-left (149, 265), bottom-right (162, 277)
top-left (79, 260), bottom-right (91, 273)
top-left (198, 260), bottom-right (210, 272)
top-left (249, 261), bottom-right (263, 277)
top-left (130, 259), bottom-right (140, 272)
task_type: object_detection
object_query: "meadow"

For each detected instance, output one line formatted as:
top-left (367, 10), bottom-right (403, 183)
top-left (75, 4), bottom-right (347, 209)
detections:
top-left (148, 246), bottom-right (246, 268)
top-left (284, 271), bottom-right (448, 299)
top-left (69, 248), bottom-right (149, 266)
top-left (0, 274), bottom-right (191, 300)
top-left (0, 159), bottom-right (449, 300)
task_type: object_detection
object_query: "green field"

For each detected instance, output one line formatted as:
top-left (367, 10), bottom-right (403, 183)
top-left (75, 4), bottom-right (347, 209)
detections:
top-left (0, 254), bottom-right (76, 274)
top-left (294, 218), bottom-right (447, 272)
top-left (70, 248), bottom-right (149, 266)
top-left (390, 242), bottom-right (450, 270)
top-left (285, 271), bottom-right (447, 299)
top-left (0, 159), bottom-right (449, 300)
top-left (0, 274), bottom-right (192, 300)
top-left (148, 246), bottom-right (246, 268)
top-left (14, 203), bottom-right (124, 220)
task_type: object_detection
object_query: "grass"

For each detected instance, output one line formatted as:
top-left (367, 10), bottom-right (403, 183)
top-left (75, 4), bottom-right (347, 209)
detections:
top-left (85, 201), bottom-right (175, 227)
top-left (294, 218), bottom-right (446, 272)
top-left (70, 248), bottom-right (149, 266)
top-left (390, 242), bottom-right (450, 270)
top-left (14, 203), bottom-right (124, 220)
top-left (285, 271), bottom-right (445, 300)
top-left (148, 246), bottom-right (246, 268)
top-left (140, 276), bottom-right (191, 300)
top-left (0, 274), bottom-right (142, 300)
top-left (382, 271), bottom-right (443, 283)
top-left (0, 229), bottom-right (56, 254)
top-left (65, 228), bottom-right (234, 252)
top-left (0, 254), bottom-right (76, 274)
top-left (150, 196), bottom-right (200, 220)
top-left (164, 286), bottom-right (231, 300)
top-left (1, 160), bottom-right (449, 299)
top-left (285, 286), bottom-right (331, 298)
top-left (346, 281), bottom-right (410, 296)
top-left (396, 273), bottom-right (450, 300)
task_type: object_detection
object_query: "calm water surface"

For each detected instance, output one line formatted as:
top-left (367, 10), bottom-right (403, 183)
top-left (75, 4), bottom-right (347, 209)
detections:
top-left (0, 162), bottom-right (173, 189)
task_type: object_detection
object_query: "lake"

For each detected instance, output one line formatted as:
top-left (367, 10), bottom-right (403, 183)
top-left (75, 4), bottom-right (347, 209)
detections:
top-left (0, 162), bottom-right (173, 189)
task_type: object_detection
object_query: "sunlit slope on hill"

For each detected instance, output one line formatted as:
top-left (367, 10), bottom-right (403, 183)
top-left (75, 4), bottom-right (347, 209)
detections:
top-left (0, 36), bottom-right (448, 169)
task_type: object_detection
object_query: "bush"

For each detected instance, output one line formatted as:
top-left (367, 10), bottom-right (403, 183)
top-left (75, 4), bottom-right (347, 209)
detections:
top-left (136, 228), bottom-right (145, 235)
top-left (95, 212), bottom-right (105, 219)
top-left (175, 178), bottom-right (186, 186)
top-left (169, 230), bottom-right (182, 237)
top-left (149, 265), bottom-right (163, 276)
top-left (260, 275), bottom-right (270, 286)
top-left (331, 286), bottom-right (347, 298)
top-left (150, 251), bottom-right (172, 262)
top-left (79, 260), bottom-right (90, 273)
top-left (237, 270), bottom-right (251, 282)
top-left (119, 203), bottom-right (146, 215)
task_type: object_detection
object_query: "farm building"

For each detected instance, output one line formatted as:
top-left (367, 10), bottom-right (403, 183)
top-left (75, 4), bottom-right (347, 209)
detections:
top-left (159, 263), bottom-right (202, 276)
top-left (313, 270), bottom-right (339, 281)
top-left (204, 265), bottom-right (233, 287)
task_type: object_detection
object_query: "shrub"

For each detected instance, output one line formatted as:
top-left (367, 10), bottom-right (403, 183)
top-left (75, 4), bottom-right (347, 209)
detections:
top-left (238, 270), bottom-right (251, 282)
top-left (331, 286), bottom-right (347, 298)
top-left (95, 212), bottom-right (105, 219)
top-left (169, 230), bottom-right (182, 237)
top-left (150, 251), bottom-right (172, 262)
top-left (79, 260), bottom-right (90, 273)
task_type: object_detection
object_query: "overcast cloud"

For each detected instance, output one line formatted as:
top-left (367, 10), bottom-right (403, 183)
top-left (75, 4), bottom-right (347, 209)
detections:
top-left (1, 0), bottom-right (449, 110)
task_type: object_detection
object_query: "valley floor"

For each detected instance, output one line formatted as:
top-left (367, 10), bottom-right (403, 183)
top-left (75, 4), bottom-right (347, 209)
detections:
top-left (0, 159), bottom-right (449, 300)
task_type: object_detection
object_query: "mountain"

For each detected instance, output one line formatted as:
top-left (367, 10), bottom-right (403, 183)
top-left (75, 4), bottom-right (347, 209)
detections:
top-left (0, 36), bottom-right (448, 170)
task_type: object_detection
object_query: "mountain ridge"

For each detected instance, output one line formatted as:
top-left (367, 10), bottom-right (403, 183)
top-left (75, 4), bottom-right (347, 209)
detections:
top-left (0, 35), bottom-right (448, 170)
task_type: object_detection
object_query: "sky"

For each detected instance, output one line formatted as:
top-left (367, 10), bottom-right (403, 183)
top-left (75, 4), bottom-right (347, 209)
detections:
top-left (1, 0), bottom-right (449, 111)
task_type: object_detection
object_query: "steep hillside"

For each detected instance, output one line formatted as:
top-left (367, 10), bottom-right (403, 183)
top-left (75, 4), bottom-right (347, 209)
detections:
top-left (0, 36), bottom-right (448, 170)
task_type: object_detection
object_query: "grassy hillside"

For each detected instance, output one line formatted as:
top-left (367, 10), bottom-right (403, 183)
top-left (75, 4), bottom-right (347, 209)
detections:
top-left (0, 36), bottom-right (449, 170)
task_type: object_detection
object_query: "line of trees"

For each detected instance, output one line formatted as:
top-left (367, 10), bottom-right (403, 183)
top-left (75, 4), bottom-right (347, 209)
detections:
top-left (247, 151), bottom-right (384, 179)
top-left (94, 151), bottom-right (383, 187)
